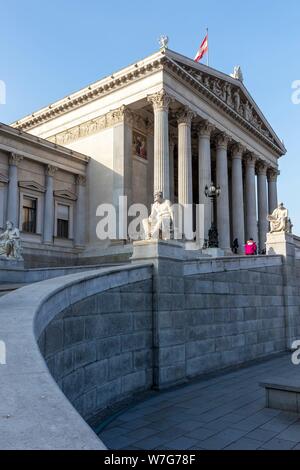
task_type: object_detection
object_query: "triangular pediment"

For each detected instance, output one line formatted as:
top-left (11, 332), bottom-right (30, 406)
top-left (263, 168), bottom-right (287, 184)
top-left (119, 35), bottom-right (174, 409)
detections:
top-left (18, 181), bottom-right (45, 192)
top-left (164, 49), bottom-right (285, 154)
top-left (54, 189), bottom-right (77, 201)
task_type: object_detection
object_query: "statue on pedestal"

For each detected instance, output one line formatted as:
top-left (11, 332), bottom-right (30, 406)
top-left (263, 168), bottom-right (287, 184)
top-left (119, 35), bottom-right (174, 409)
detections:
top-left (142, 191), bottom-right (173, 240)
top-left (0, 221), bottom-right (23, 260)
top-left (267, 202), bottom-right (292, 234)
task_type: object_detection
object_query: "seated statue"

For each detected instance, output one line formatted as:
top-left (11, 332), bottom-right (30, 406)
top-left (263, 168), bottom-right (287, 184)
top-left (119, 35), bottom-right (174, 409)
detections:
top-left (267, 202), bottom-right (291, 233)
top-left (142, 191), bottom-right (173, 240)
top-left (0, 221), bottom-right (23, 260)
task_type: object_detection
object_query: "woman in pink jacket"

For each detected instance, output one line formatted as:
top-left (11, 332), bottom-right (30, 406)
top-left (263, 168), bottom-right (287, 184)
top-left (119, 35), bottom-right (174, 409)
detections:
top-left (244, 238), bottom-right (257, 255)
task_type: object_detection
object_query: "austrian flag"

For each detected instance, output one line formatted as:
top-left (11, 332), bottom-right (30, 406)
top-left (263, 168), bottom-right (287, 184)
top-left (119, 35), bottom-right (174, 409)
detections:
top-left (194, 33), bottom-right (208, 62)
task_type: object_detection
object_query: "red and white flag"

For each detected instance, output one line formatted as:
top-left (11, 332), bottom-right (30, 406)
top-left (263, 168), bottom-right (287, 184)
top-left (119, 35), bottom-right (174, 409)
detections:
top-left (194, 33), bottom-right (208, 62)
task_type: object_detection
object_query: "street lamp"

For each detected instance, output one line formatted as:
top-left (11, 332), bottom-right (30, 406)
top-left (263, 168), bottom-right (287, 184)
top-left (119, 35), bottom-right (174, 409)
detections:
top-left (204, 181), bottom-right (221, 248)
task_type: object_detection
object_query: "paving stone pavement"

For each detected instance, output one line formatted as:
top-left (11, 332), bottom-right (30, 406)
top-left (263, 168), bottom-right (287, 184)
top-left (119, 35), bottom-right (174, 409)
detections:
top-left (98, 354), bottom-right (300, 450)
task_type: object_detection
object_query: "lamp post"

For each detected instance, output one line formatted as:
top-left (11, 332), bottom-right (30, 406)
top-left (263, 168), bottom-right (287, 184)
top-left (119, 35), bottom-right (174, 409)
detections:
top-left (204, 182), bottom-right (221, 248)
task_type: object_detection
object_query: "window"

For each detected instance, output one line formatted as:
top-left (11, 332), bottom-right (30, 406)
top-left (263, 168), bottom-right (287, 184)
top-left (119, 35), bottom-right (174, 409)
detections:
top-left (22, 196), bottom-right (37, 233)
top-left (57, 204), bottom-right (69, 239)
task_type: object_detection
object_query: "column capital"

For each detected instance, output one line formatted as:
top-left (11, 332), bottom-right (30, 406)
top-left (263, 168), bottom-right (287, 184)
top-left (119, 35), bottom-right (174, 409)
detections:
top-left (267, 168), bottom-right (279, 182)
top-left (45, 164), bottom-right (58, 177)
top-left (197, 120), bottom-right (214, 138)
top-left (256, 160), bottom-right (267, 175)
top-left (75, 174), bottom-right (87, 186)
top-left (231, 142), bottom-right (245, 159)
top-left (9, 153), bottom-right (23, 167)
top-left (147, 88), bottom-right (172, 111)
top-left (177, 107), bottom-right (195, 126)
top-left (245, 152), bottom-right (257, 168)
top-left (215, 132), bottom-right (230, 149)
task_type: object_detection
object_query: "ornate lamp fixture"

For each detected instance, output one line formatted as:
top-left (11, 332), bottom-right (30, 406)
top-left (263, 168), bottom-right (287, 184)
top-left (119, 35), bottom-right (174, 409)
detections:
top-left (204, 182), bottom-right (221, 199)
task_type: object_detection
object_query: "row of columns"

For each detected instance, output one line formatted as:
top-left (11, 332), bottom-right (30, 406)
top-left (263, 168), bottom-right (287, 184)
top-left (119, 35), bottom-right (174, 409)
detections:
top-left (148, 89), bottom-right (279, 253)
top-left (5, 154), bottom-right (86, 247)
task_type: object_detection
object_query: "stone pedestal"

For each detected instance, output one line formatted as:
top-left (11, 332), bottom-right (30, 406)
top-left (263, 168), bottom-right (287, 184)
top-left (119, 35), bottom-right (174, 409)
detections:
top-left (266, 231), bottom-right (295, 259)
top-left (131, 239), bottom-right (186, 389)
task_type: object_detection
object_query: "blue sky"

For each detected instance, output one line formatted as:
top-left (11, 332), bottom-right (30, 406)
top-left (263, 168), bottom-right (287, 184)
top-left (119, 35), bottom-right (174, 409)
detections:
top-left (1, 0), bottom-right (299, 231)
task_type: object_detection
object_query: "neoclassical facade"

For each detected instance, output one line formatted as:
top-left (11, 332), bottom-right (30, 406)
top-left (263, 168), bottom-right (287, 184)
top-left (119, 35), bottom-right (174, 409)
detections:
top-left (9, 47), bottom-right (285, 261)
top-left (0, 122), bottom-right (89, 265)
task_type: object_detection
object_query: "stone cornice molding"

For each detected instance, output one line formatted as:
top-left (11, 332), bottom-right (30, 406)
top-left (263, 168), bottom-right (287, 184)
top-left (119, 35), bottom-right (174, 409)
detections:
top-left (9, 153), bottom-right (23, 166)
top-left (75, 174), bottom-right (87, 186)
top-left (45, 165), bottom-right (58, 177)
top-left (11, 49), bottom-right (285, 156)
top-left (54, 189), bottom-right (77, 201)
top-left (147, 88), bottom-right (173, 111)
top-left (0, 173), bottom-right (9, 184)
top-left (215, 132), bottom-right (230, 149)
top-left (177, 107), bottom-right (195, 126)
top-left (18, 181), bottom-right (46, 193)
top-left (197, 120), bottom-right (214, 138)
top-left (47, 106), bottom-right (151, 146)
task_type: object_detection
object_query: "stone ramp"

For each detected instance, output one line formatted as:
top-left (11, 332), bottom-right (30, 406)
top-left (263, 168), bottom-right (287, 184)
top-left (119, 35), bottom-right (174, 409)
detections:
top-left (0, 283), bottom-right (27, 297)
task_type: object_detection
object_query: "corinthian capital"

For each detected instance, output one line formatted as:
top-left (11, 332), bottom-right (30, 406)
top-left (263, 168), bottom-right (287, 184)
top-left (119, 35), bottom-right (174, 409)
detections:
top-left (147, 89), bottom-right (172, 111)
top-left (9, 153), bottom-right (23, 166)
top-left (256, 160), bottom-right (267, 175)
top-left (215, 132), bottom-right (230, 149)
top-left (75, 174), bottom-right (87, 186)
top-left (45, 164), bottom-right (58, 177)
top-left (245, 152), bottom-right (257, 168)
top-left (267, 168), bottom-right (279, 182)
top-left (197, 120), bottom-right (214, 138)
top-left (177, 107), bottom-right (195, 126)
top-left (231, 142), bottom-right (245, 158)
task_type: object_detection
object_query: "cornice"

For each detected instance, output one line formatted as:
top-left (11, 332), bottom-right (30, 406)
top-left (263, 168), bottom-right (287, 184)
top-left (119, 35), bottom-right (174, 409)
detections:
top-left (11, 49), bottom-right (285, 157)
top-left (47, 106), bottom-right (153, 146)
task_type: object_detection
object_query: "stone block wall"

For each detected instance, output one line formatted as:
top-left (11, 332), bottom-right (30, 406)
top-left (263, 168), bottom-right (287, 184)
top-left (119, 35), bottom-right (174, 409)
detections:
top-left (38, 279), bottom-right (153, 421)
top-left (183, 264), bottom-right (286, 379)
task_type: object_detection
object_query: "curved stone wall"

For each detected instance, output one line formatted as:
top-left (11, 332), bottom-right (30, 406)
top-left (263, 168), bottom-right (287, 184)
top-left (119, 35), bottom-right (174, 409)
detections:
top-left (0, 264), bottom-right (152, 449)
top-left (38, 275), bottom-right (153, 422)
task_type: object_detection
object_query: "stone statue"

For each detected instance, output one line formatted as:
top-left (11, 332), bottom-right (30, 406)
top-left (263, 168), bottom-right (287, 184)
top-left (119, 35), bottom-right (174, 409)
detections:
top-left (208, 222), bottom-right (219, 248)
top-left (0, 221), bottom-right (23, 260)
top-left (230, 65), bottom-right (244, 82)
top-left (267, 203), bottom-right (291, 233)
top-left (142, 191), bottom-right (173, 240)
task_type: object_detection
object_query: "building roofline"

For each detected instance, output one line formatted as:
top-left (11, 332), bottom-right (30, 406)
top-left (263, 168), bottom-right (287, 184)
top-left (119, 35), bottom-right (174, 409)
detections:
top-left (0, 121), bottom-right (90, 163)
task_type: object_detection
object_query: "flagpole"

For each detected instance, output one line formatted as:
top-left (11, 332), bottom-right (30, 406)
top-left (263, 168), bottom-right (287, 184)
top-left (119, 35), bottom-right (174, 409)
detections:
top-left (206, 28), bottom-right (209, 67)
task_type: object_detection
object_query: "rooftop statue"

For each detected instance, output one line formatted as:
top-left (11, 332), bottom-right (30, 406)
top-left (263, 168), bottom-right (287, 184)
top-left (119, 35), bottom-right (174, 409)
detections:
top-left (230, 65), bottom-right (244, 82)
top-left (142, 191), bottom-right (173, 240)
top-left (267, 202), bottom-right (292, 234)
top-left (0, 221), bottom-right (23, 261)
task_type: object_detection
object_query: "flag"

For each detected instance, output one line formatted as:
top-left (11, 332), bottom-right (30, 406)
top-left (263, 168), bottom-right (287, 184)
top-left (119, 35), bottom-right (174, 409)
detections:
top-left (194, 33), bottom-right (208, 62)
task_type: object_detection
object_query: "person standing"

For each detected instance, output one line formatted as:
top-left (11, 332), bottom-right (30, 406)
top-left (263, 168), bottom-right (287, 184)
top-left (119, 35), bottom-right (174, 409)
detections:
top-left (244, 238), bottom-right (257, 256)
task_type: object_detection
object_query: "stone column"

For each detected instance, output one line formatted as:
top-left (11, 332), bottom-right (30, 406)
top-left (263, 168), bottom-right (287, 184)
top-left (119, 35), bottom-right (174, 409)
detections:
top-left (147, 89), bottom-right (171, 200)
top-left (197, 120), bottom-right (213, 248)
top-left (169, 134), bottom-right (175, 202)
top-left (267, 169), bottom-right (278, 214)
top-left (177, 107), bottom-right (194, 240)
top-left (43, 165), bottom-right (57, 244)
top-left (215, 133), bottom-right (231, 251)
top-left (257, 161), bottom-right (268, 252)
top-left (75, 175), bottom-right (86, 247)
top-left (245, 154), bottom-right (258, 243)
top-left (231, 143), bottom-right (245, 253)
top-left (7, 153), bottom-right (23, 226)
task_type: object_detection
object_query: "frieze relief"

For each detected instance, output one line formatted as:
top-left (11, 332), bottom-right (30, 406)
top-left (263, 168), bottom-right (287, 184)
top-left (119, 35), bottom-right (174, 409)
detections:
top-left (48, 106), bottom-right (153, 146)
top-left (179, 64), bottom-right (276, 145)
